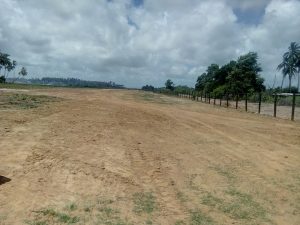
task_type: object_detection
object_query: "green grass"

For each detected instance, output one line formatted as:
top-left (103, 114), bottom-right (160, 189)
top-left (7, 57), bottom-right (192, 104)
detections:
top-left (200, 189), bottom-right (267, 223)
top-left (64, 203), bottom-right (77, 212)
top-left (0, 93), bottom-right (59, 109)
top-left (25, 221), bottom-right (47, 225)
top-left (174, 220), bottom-right (186, 225)
top-left (137, 92), bottom-right (176, 105)
top-left (133, 192), bottom-right (156, 215)
top-left (220, 188), bottom-right (267, 220)
top-left (212, 166), bottom-right (236, 181)
top-left (0, 83), bottom-right (53, 89)
top-left (201, 193), bottom-right (223, 207)
top-left (189, 210), bottom-right (215, 225)
top-left (26, 197), bottom-right (133, 225)
top-left (36, 209), bottom-right (80, 223)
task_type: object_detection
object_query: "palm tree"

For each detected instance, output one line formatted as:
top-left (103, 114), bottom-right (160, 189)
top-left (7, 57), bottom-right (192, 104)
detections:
top-left (297, 55), bottom-right (300, 93)
top-left (277, 42), bottom-right (300, 92)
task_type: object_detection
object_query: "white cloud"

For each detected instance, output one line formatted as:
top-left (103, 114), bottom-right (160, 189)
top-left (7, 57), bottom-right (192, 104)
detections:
top-left (0, 0), bottom-right (299, 88)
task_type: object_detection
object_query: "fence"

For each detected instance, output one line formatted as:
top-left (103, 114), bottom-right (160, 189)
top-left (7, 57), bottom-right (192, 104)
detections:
top-left (156, 90), bottom-right (300, 121)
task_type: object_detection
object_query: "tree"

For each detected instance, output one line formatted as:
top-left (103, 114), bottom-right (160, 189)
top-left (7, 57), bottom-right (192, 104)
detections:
top-left (0, 51), bottom-right (17, 79)
top-left (195, 52), bottom-right (265, 96)
top-left (165, 79), bottom-right (175, 91)
top-left (227, 52), bottom-right (264, 95)
top-left (277, 42), bottom-right (300, 92)
top-left (195, 64), bottom-right (220, 93)
top-left (0, 76), bottom-right (5, 83)
top-left (11, 66), bottom-right (28, 83)
top-left (0, 52), bottom-right (10, 76)
top-left (142, 85), bottom-right (154, 91)
top-left (18, 67), bottom-right (28, 77)
top-left (195, 73), bottom-right (207, 91)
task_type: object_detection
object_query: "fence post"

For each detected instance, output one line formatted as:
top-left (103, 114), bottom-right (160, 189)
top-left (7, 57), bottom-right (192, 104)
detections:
top-left (220, 96), bottom-right (222, 106)
top-left (214, 94), bottom-right (216, 105)
top-left (208, 93), bottom-right (211, 104)
top-left (258, 92), bottom-right (262, 114)
top-left (245, 93), bottom-right (248, 112)
top-left (235, 95), bottom-right (239, 109)
top-left (226, 94), bottom-right (229, 108)
top-left (201, 92), bottom-right (203, 102)
top-left (274, 93), bottom-right (278, 117)
top-left (291, 93), bottom-right (296, 121)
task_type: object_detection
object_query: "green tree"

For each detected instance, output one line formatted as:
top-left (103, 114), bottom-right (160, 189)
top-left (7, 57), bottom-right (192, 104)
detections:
top-left (195, 73), bottom-right (207, 91)
top-left (142, 85), bottom-right (154, 91)
top-left (277, 42), bottom-right (300, 92)
top-left (165, 79), bottom-right (175, 91)
top-left (227, 52), bottom-right (264, 95)
top-left (0, 51), bottom-right (17, 79)
top-left (0, 76), bottom-right (5, 83)
top-left (195, 64), bottom-right (219, 93)
top-left (195, 53), bottom-right (264, 96)
top-left (19, 67), bottom-right (28, 77)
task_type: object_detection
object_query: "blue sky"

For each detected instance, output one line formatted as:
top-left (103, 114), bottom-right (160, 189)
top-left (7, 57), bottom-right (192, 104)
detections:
top-left (131, 0), bottom-right (266, 25)
top-left (234, 8), bottom-right (265, 25)
top-left (0, 0), bottom-right (300, 88)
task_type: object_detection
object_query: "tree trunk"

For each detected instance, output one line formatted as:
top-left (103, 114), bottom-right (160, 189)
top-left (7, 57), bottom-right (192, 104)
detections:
top-left (297, 71), bottom-right (300, 93)
top-left (281, 76), bottom-right (285, 90)
top-left (289, 77), bottom-right (292, 93)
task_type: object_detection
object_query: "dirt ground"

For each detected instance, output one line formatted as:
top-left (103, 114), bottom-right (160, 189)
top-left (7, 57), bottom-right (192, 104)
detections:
top-left (0, 88), bottom-right (300, 225)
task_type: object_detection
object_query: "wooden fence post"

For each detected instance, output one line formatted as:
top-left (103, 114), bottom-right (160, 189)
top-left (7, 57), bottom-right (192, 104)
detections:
top-left (258, 92), bottom-right (262, 114)
top-left (245, 93), bottom-right (248, 112)
top-left (235, 95), bottom-right (239, 109)
top-left (274, 93), bottom-right (278, 117)
top-left (220, 96), bottom-right (222, 106)
top-left (226, 94), bottom-right (229, 108)
top-left (214, 94), bottom-right (216, 105)
top-left (291, 93), bottom-right (296, 121)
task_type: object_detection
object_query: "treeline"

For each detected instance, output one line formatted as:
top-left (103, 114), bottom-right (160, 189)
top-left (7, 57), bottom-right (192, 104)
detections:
top-left (142, 83), bottom-right (193, 94)
top-left (195, 52), bottom-right (265, 97)
top-left (11, 77), bottom-right (124, 89)
top-left (143, 42), bottom-right (300, 95)
top-left (143, 52), bottom-right (266, 96)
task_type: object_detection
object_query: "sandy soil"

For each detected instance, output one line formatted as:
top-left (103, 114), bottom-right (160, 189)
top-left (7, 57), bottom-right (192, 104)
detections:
top-left (0, 89), bottom-right (300, 225)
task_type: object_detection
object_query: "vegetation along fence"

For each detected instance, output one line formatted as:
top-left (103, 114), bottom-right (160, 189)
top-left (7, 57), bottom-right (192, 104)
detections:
top-left (156, 90), bottom-right (300, 121)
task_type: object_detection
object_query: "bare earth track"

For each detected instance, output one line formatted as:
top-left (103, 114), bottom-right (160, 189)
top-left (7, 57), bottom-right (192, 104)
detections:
top-left (0, 88), bottom-right (300, 225)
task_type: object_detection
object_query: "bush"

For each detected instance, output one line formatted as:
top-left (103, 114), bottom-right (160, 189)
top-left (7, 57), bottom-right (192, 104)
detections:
top-left (0, 76), bottom-right (6, 83)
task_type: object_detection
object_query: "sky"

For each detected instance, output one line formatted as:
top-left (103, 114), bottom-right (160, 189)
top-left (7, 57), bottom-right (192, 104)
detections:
top-left (0, 0), bottom-right (300, 88)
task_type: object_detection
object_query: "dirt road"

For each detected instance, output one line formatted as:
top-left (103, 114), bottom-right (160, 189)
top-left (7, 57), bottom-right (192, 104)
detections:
top-left (0, 89), bottom-right (299, 225)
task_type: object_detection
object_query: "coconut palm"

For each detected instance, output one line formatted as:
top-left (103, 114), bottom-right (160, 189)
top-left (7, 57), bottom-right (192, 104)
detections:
top-left (297, 53), bottom-right (300, 92)
top-left (277, 42), bottom-right (300, 92)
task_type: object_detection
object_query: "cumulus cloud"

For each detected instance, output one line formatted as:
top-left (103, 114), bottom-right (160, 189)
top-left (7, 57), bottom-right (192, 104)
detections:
top-left (0, 0), bottom-right (299, 87)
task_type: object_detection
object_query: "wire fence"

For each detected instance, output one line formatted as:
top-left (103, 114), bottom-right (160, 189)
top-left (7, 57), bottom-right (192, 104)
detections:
top-left (155, 90), bottom-right (300, 121)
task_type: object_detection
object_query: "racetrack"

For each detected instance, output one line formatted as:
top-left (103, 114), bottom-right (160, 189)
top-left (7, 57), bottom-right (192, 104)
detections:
top-left (0, 88), bottom-right (299, 225)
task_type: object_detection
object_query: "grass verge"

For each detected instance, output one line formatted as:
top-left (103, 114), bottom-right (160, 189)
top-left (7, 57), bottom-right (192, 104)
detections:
top-left (0, 93), bottom-right (59, 109)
